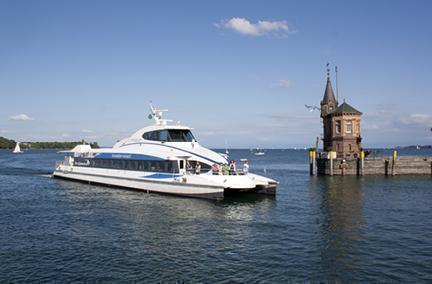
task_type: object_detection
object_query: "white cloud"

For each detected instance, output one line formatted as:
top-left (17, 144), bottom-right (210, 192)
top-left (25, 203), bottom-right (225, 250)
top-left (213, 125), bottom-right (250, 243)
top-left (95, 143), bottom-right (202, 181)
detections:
top-left (399, 113), bottom-right (432, 125)
top-left (215, 17), bottom-right (289, 37)
top-left (82, 129), bottom-right (93, 133)
top-left (83, 135), bottom-right (100, 140)
top-left (8, 114), bottom-right (34, 121)
top-left (272, 79), bottom-right (291, 89)
top-left (363, 112), bottom-right (432, 134)
top-left (62, 133), bottom-right (70, 138)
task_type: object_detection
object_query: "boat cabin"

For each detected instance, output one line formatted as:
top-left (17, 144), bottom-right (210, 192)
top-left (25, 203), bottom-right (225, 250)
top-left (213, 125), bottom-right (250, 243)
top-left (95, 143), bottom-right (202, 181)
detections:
top-left (142, 129), bottom-right (195, 143)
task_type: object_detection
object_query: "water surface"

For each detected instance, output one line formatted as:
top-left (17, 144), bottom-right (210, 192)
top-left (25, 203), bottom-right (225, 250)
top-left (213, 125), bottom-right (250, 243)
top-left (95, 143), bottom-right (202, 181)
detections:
top-left (0, 149), bottom-right (431, 282)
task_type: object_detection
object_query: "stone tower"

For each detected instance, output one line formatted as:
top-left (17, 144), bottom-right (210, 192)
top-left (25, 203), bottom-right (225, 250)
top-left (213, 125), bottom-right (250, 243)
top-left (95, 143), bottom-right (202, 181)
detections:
top-left (320, 77), bottom-right (338, 118)
top-left (321, 74), bottom-right (338, 152)
top-left (320, 75), bottom-right (362, 158)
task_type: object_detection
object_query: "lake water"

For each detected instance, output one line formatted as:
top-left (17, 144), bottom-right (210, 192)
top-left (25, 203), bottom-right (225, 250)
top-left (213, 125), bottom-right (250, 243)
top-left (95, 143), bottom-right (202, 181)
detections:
top-left (1, 149), bottom-right (431, 282)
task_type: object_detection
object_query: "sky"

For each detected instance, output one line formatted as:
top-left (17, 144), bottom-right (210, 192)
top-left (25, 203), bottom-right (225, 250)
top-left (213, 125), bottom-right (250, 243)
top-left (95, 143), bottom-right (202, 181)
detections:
top-left (1, 0), bottom-right (431, 148)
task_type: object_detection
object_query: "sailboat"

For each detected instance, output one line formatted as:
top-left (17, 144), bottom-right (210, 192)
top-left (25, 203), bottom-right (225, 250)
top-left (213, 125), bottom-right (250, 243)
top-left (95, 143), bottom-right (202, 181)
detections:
top-left (13, 142), bottom-right (23, 154)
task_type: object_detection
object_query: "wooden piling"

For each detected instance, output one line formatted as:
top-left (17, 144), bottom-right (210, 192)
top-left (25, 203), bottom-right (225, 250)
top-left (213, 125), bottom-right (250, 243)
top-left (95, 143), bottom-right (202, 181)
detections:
top-left (313, 151), bottom-right (317, 176)
top-left (309, 150), bottom-right (312, 175)
top-left (329, 151), bottom-right (334, 176)
top-left (309, 150), bottom-right (316, 176)
top-left (392, 150), bottom-right (397, 176)
top-left (360, 150), bottom-right (365, 176)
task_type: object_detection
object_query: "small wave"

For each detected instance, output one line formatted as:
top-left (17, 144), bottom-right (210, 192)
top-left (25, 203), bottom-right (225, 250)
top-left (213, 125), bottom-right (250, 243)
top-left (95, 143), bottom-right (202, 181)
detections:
top-left (0, 166), bottom-right (52, 176)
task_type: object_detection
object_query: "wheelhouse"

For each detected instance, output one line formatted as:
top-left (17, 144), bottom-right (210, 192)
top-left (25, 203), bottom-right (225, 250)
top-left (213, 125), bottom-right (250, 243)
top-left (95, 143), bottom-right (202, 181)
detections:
top-left (142, 129), bottom-right (195, 142)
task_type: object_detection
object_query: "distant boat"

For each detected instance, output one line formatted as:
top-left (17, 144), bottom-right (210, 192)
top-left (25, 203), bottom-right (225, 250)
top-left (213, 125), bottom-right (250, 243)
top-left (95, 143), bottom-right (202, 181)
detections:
top-left (253, 148), bottom-right (265, 156)
top-left (13, 142), bottom-right (23, 154)
top-left (416, 145), bottom-right (421, 150)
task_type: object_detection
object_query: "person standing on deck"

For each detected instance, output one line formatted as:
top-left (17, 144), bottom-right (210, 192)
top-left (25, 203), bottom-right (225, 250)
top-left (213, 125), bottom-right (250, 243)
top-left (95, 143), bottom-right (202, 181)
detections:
top-left (229, 160), bottom-right (237, 175)
top-left (211, 163), bottom-right (220, 175)
top-left (242, 159), bottom-right (249, 174)
top-left (222, 163), bottom-right (229, 175)
top-left (195, 162), bottom-right (201, 175)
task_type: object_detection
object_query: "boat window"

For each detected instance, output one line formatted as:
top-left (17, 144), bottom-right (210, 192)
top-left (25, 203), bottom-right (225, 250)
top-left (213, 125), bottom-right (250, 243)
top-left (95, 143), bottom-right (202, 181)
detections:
top-left (166, 162), bottom-right (173, 172)
top-left (167, 130), bottom-right (195, 142)
top-left (74, 158), bottom-right (179, 173)
top-left (142, 129), bottom-right (196, 142)
top-left (143, 131), bottom-right (159, 141)
top-left (159, 130), bottom-right (169, 142)
top-left (187, 160), bottom-right (211, 173)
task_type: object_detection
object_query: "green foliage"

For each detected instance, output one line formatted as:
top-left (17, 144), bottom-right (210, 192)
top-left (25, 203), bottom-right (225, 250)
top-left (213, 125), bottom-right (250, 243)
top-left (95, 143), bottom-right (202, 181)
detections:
top-left (0, 136), bottom-right (100, 149)
top-left (0, 136), bottom-right (16, 149)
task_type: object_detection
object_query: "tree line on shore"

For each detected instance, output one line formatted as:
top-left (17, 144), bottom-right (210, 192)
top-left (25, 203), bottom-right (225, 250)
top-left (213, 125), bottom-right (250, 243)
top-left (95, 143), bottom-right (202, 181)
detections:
top-left (0, 136), bottom-right (99, 149)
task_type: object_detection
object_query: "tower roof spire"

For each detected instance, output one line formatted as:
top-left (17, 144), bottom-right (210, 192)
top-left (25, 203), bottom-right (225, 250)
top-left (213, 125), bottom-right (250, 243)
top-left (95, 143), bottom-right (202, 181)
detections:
top-left (320, 63), bottom-right (339, 118)
top-left (322, 74), bottom-right (337, 105)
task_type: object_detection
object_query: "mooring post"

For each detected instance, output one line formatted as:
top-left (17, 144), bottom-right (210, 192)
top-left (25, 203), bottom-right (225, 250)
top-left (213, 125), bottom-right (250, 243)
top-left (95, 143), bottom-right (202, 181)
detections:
top-left (392, 150), bottom-right (397, 176)
top-left (360, 150), bottom-right (365, 176)
top-left (313, 150), bottom-right (317, 176)
top-left (329, 151), bottom-right (334, 176)
top-left (309, 150), bottom-right (312, 175)
top-left (309, 150), bottom-right (316, 176)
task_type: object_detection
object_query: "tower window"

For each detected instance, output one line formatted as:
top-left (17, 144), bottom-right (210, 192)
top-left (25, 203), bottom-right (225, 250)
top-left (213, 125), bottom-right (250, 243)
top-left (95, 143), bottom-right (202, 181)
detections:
top-left (346, 121), bottom-right (353, 133)
top-left (335, 121), bottom-right (341, 134)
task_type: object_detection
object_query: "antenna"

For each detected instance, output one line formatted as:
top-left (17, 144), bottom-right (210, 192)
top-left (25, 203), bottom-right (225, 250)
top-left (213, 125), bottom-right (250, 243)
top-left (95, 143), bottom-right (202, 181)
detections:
top-left (335, 66), bottom-right (339, 104)
top-left (149, 102), bottom-right (172, 125)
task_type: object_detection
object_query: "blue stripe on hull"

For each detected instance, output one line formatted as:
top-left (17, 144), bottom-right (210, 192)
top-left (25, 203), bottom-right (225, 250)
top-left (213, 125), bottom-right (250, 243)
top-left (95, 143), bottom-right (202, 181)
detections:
top-left (94, 153), bottom-right (164, 160)
top-left (144, 173), bottom-right (182, 179)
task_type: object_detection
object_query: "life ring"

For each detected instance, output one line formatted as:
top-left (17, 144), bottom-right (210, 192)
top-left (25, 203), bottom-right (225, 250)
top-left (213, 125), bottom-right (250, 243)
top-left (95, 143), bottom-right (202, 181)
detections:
top-left (339, 163), bottom-right (348, 170)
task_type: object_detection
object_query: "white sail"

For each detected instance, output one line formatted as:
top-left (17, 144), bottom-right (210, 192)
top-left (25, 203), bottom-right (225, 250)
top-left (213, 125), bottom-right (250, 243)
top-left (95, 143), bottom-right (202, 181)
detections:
top-left (13, 142), bottom-right (23, 153)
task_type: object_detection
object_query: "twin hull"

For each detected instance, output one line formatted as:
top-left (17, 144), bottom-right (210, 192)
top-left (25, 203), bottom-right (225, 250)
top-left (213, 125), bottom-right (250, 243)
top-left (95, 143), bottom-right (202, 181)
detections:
top-left (53, 165), bottom-right (277, 200)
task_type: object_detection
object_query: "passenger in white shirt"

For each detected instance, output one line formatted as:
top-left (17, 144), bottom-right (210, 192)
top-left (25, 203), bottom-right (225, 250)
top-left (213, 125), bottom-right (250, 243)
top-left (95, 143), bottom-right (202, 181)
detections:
top-left (242, 160), bottom-right (249, 174)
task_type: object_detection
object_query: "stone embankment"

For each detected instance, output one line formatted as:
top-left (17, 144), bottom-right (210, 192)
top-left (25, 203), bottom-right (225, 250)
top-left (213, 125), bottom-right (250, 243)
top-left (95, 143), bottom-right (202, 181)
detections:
top-left (310, 150), bottom-right (432, 176)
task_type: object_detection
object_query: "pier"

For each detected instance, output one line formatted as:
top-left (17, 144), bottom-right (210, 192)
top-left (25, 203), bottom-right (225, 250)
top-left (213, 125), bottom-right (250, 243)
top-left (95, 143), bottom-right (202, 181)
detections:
top-left (310, 150), bottom-right (432, 176)
top-left (310, 68), bottom-right (432, 176)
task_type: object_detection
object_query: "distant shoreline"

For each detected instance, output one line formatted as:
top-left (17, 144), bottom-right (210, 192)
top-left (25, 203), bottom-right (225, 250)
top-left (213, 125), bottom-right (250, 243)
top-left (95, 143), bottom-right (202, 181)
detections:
top-left (0, 136), bottom-right (99, 150)
top-left (1, 135), bottom-right (431, 150)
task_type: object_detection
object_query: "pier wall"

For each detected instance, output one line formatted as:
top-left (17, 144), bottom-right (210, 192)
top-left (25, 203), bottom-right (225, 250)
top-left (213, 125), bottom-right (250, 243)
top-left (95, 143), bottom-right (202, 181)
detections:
top-left (316, 156), bottom-right (432, 176)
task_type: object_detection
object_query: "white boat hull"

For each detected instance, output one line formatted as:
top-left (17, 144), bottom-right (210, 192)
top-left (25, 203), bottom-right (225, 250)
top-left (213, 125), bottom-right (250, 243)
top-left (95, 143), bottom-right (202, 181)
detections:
top-left (53, 165), bottom-right (277, 200)
top-left (53, 171), bottom-right (224, 200)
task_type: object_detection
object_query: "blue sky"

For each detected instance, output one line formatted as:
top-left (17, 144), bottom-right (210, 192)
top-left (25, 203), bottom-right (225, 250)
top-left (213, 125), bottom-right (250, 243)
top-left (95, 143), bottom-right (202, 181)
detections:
top-left (1, 0), bottom-right (431, 148)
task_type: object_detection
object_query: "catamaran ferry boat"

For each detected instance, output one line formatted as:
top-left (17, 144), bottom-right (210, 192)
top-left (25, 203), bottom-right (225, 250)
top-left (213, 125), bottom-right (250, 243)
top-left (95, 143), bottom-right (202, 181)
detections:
top-left (53, 104), bottom-right (278, 199)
